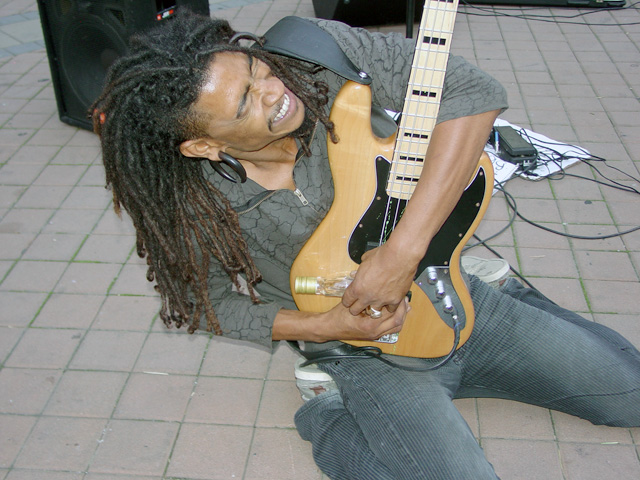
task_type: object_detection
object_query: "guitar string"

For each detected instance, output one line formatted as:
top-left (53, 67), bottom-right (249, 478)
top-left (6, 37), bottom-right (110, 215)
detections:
top-left (378, 5), bottom-right (431, 245)
top-left (381, 1), bottom-right (458, 248)
top-left (386, 2), bottom-right (447, 236)
top-left (388, 2), bottom-right (454, 196)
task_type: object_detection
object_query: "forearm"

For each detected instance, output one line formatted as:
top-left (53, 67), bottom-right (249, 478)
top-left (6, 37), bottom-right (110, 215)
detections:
top-left (387, 109), bottom-right (500, 265)
top-left (272, 308), bottom-right (328, 343)
top-left (342, 109), bottom-right (500, 314)
top-left (272, 301), bottom-right (409, 343)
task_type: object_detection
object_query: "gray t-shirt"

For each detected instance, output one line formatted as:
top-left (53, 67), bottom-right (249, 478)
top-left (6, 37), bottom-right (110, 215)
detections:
top-left (201, 18), bottom-right (508, 349)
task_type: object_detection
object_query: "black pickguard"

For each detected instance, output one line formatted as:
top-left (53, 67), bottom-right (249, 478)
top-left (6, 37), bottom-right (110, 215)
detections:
top-left (348, 155), bottom-right (487, 277)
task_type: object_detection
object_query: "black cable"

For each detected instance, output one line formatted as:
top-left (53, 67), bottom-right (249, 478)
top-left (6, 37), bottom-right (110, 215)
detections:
top-left (360, 319), bottom-right (462, 372)
top-left (496, 181), bottom-right (640, 239)
top-left (458, 1), bottom-right (640, 26)
top-left (550, 165), bottom-right (640, 195)
top-left (469, 232), bottom-right (539, 290)
top-left (467, 147), bottom-right (639, 289)
top-left (506, 128), bottom-right (640, 197)
top-left (299, 320), bottom-right (461, 372)
top-left (463, 176), bottom-right (519, 250)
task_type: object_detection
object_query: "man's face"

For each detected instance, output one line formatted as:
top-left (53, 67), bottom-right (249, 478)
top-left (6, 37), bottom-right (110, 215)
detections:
top-left (191, 51), bottom-right (306, 153)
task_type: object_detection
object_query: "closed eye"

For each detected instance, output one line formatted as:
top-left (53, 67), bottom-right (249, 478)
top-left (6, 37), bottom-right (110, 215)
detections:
top-left (236, 55), bottom-right (254, 119)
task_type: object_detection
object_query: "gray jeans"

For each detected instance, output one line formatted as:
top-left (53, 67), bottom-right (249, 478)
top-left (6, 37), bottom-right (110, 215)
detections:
top-left (294, 277), bottom-right (640, 479)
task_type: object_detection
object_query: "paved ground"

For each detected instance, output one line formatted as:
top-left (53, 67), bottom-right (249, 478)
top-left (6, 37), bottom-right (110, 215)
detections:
top-left (0, 0), bottom-right (639, 479)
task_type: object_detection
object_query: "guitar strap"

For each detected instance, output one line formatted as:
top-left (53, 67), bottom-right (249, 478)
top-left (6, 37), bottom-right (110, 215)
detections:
top-left (261, 16), bottom-right (372, 85)
top-left (262, 17), bottom-right (399, 144)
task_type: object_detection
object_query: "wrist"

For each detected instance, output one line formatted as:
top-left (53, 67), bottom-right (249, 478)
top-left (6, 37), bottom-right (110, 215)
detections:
top-left (307, 310), bottom-right (338, 343)
top-left (385, 230), bottom-right (431, 267)
top-left (272, 308), bottom-right (333, 343)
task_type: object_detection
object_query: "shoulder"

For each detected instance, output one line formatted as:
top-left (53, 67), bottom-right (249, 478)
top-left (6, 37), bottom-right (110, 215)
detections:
top-left (300, 17), bottom-right (360, 40)
top-left (300, 17), bottom-right (413, 61)
top-left (305, 17), bottom-right (409, 43)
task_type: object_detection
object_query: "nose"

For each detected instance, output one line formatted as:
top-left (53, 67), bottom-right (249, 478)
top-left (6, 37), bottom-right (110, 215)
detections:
top-left (255, 76), bottom-right (284, 107)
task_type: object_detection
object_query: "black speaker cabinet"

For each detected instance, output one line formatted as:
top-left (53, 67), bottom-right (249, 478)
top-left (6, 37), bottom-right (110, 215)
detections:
top-left (37, 0), bottom-right (210, 130)
top-left (312, 0), bottom-right (424, 27)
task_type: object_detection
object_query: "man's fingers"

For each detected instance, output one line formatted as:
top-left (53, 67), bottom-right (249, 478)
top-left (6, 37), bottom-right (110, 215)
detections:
top-left (341, 288), bottom-right (356, 308)
top-left (365, 306), bottom-right (383, 319)
top-left (386, 302), bottom-right (399, 313)
top-left (348, 300), bottom-right (367, 316)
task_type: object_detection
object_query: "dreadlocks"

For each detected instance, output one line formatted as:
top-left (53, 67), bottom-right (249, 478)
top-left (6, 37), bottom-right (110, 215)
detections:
top-left (92, 11), bottom-right (335, 334)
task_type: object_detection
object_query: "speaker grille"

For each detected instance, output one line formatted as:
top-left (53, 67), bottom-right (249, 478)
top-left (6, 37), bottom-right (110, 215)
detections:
top-left (59, 17), bottom-right (128, 107)
top-left (37, 0), bottom-right (210, 130)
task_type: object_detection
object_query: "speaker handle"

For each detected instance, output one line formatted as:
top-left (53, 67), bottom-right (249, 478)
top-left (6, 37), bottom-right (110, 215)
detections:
top-left (406, 0), bottom-right (416, 38)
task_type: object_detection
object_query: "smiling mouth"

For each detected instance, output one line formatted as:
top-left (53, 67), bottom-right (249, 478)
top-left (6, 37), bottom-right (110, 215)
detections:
top-left (273, 94), bottom-right (290, 123)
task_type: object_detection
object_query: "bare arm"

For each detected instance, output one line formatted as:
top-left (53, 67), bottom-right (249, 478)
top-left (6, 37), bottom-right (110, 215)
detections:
top-left (341, 109), bottom-right (500, 315)
top-left (272, 298), bottom-right (410, 343)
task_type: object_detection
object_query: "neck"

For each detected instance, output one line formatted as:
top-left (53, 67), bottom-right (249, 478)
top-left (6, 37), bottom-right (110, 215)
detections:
top-left (228, 136), bottom-right (299, 190)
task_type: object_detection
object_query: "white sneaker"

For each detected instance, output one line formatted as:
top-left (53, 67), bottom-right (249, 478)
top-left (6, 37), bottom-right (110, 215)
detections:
top-left (294, 358), bottom-right (338, 402)
top-left (461, 256), bottom-right (510, 287)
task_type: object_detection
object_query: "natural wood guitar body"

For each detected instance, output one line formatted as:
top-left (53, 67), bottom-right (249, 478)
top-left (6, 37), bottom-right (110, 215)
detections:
top-left (290, 81), bottom-right (494, 357)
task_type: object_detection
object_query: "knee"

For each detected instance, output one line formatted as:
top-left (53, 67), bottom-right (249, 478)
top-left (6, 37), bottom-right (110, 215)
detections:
top-left (580, 386), bottom-right (640, 428)
top-left (595, 400), bottom-right (640, 428)
top-left (294, 390), bottom-right (344, 441)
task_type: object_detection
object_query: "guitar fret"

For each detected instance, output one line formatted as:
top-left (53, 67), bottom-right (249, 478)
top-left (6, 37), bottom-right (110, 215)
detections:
top-left (404, 100), bottom-right (441, 108)
top-left (396, 143), bottom-right (431, 153)
top-left (401, 116), bottom-right (438, 123)
top-left (387, 185), bottom-right (416, 200)
top-left (409, 83), bottom-right (441, 89)
top-left (396, 143), bottom-right (430, 152)
top-left (412, 55), bottom-right (448, 72)
top-left (401, 117), bottom-right (438, 131)
top-left (391, 163), bottom-right (422, 171)
top-left (410, 68), bottom-right (447, 74)
top-left (391, 171), bottom-right (421, 179)
top-left (386, 0), bottom-right (460, 197)
top-left (393, 162), bottom-right (425, 168)
top-left (403, 103), bottom-right (439, 108)
top-left (392, 160), bottom-right (423, 168)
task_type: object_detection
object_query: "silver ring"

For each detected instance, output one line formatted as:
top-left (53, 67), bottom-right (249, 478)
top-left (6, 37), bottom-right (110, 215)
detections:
top-left (366, 306), bottom-right (382, 319)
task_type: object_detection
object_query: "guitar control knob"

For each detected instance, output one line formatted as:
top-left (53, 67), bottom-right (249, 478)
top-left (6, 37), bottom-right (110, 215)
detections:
top-left (427, 267), bottom-right (438, 284)
top-left (436, 280), bottom-right (446, 299)
top-left (443, 295), bottom-right (454, 314)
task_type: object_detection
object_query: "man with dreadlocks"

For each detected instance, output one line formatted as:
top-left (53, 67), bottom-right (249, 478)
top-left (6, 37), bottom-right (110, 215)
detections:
top-left (93, 10), bottom-right (640, 480)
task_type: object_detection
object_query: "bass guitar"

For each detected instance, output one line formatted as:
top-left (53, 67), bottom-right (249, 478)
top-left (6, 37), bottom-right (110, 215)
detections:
top-left (290, 0), bottom-right (493, 358)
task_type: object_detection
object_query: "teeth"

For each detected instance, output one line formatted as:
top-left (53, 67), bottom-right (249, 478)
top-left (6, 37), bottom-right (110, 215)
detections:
top-left (274, 94), bottom-right (290, 122)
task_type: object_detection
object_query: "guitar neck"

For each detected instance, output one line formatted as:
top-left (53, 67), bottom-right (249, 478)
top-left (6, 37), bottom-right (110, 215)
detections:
top-left (388, 0), bottom-right (459, 200)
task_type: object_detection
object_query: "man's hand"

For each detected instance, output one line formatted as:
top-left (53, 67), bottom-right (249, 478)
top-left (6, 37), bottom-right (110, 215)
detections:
top-left (341, 110), bottom-right (501, 319)
top-left (272, 297), bottom-right (410, 343)
top-left (341, 241), bottom-right (418, 316)
top-left (323, 296), bottom-right (411, 342)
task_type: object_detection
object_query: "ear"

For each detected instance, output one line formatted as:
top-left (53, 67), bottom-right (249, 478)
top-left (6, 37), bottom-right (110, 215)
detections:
top-left (179, 137), bottom-right (224, 161)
